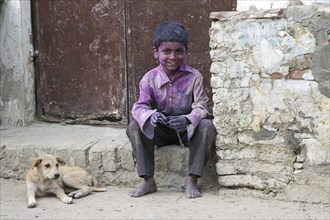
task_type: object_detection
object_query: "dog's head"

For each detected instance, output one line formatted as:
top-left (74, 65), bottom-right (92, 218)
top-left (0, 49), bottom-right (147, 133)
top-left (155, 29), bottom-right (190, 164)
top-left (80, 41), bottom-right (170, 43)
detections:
top-left (31, 154), bottom-right (66, 179)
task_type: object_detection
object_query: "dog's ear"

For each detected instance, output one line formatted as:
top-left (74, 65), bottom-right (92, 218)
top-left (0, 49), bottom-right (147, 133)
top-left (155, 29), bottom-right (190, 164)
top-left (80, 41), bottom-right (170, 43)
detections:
top-left (56, 157), bottom-right (66, 165)
top-left (31, 157), bottom-right (42, 168)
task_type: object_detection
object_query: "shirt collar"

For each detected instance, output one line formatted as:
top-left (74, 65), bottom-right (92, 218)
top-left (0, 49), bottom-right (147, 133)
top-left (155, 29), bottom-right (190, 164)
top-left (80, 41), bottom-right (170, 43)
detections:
top-left (156, 63), bottom-right (192, 88)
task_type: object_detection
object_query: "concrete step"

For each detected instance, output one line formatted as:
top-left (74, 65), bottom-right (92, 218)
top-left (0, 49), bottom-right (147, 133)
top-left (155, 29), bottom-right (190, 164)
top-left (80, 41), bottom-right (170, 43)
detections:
top-left (0, 122), bottom-right (218, 190)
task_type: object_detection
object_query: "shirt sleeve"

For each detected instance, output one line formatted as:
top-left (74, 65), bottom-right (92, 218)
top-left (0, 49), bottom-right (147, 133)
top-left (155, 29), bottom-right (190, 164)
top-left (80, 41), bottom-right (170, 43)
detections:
top-left (131, 74), bottom-right (157, 139)
top-left (183, 74), bottom-right (210, 138)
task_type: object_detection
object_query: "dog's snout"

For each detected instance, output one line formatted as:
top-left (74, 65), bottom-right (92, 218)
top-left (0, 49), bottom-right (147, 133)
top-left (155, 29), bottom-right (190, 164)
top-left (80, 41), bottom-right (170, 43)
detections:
top-left (54, 173), bottom-right (60, 179)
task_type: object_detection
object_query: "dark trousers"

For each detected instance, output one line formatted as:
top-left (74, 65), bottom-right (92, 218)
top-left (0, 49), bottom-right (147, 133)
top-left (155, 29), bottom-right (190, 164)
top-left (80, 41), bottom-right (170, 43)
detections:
top-left (126, 119), bottom-right (216, 177)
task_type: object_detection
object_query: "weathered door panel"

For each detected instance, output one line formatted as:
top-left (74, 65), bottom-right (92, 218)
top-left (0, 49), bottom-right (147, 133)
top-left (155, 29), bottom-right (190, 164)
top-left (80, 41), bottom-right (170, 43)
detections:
top-left (32, 0), bottom-right (127, 124)
top-left (126, 0), bottom-right (236, 121)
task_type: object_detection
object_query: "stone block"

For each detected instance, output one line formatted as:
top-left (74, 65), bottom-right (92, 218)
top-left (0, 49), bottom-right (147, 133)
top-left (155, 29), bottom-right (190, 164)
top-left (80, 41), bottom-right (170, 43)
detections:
top-left (219, 174), bottom-right (267, 190)
top-left (258, 149), bottom-right (296, 163)
top-left (216, 161), bottom-right (237, 175)
top-left (102, 148), bottom-right (117, 172)
top-left (216, 160), bottom-right (294, 180)
top-left (155, 145), bottom-right (189, 173)
top-left (217, 148), bottom-right (257, 160)
top-left (117, 145), bottom-right (135, 171)
top-left (294, 163), bottom-right (303, 169)
top-left (266, 178), bottom-right (289, 189)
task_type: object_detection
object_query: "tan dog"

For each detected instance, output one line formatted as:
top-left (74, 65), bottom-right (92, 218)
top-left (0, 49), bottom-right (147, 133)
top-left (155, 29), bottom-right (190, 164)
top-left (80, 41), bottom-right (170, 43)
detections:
top-left (26, 154), bottom-right (107, 208)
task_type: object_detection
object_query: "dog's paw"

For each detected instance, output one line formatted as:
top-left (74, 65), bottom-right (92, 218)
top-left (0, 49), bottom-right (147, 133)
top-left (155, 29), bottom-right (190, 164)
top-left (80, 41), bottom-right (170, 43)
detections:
top-left (68, 191), bottom-right (82, 199)
top-left (27, 198), bottom-right (36, 208)
top-left (62, 196), bottom-right (73, 204)
top-left (27, 202), bottom-right (36, 208)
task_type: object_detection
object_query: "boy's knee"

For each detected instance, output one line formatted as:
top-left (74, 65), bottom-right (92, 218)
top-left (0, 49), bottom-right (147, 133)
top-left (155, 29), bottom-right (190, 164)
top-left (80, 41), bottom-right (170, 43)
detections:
top-left (126, 120), bottom-right (140, 136)
top-left (199, 119), bottom-right (215, 130)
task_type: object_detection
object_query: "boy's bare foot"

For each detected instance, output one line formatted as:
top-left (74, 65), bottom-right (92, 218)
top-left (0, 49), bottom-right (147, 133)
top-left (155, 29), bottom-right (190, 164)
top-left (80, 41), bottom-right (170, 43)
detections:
top-left (129, 176), bottom-right (157, 197)
top-left (185, 175), bottom-right (202, 198)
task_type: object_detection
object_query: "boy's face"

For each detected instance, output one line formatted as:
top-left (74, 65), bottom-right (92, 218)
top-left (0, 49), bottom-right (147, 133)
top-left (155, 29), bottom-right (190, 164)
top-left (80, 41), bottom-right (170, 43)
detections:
top-left (154, 41), bottom-right (187, 75)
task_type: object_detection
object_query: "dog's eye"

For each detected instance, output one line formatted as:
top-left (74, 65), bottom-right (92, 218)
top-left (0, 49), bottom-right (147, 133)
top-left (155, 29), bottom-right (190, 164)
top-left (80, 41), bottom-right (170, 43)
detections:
top-left (45, 164), bottom-right (50, 168)
top-left (56, 163), bottom-right (59, 168)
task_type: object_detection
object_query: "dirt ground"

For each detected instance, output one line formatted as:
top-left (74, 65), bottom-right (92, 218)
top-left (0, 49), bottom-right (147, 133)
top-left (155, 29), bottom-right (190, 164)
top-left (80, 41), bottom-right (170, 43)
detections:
top-left (1, 178), bottom-right (329, 220)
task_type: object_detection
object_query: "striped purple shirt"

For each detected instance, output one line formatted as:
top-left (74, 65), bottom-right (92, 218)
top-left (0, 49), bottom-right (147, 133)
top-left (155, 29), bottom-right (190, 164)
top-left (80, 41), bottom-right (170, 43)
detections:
top-left (132, 63), bottom-right (209, 139)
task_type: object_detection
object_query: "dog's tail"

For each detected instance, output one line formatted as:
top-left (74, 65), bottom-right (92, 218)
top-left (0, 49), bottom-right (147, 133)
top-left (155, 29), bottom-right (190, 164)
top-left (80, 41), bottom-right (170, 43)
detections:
top-left (90, 176), bottom-right (107, 192)
top-left (91, 186), bottom-right (107, 192)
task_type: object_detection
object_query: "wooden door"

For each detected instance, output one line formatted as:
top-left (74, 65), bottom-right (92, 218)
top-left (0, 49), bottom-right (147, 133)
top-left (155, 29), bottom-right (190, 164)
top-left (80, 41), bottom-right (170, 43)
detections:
top-left (31, 0), bottom-right (127, 125)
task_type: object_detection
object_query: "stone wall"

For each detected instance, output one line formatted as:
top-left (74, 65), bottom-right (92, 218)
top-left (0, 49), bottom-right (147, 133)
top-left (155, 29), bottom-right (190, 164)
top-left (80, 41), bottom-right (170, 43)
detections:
top-left (209, 5), bottom-right (329, 198)
top-left (237, 0), bottom-right (330, 11)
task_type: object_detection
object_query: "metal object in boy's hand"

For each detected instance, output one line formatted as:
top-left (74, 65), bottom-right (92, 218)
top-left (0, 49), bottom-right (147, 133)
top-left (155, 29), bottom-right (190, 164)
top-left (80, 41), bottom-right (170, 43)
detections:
top-left (157, 116), bottom-right (169, 125)
top-left (157, 116), bottom-right (185, 148)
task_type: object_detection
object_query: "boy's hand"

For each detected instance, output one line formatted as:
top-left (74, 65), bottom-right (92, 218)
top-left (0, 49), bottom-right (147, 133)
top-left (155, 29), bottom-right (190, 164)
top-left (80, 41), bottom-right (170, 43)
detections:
top-left (150, 112), bottom-right (167, 127)
top-left (167, 116), bottom-right (189, 132)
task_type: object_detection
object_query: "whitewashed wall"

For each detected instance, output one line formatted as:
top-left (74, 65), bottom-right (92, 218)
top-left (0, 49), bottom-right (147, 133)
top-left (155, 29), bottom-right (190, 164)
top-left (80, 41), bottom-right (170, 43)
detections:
top-left (0, 0), bottom-right (35, 126)
top-left (237, 0), bottom-right (330, 11)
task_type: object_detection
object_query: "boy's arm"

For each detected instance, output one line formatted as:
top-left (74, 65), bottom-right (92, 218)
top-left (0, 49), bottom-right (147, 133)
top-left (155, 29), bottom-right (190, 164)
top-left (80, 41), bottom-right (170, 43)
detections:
top-left (184, 75), bottom-right (209, 126)
top-left (131, 77), bottom-right (157, 139)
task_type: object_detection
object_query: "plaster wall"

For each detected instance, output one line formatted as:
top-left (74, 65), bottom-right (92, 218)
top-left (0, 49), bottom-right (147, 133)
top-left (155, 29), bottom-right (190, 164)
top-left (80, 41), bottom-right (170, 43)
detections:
top-left (210, 4), bottom-right (329, 198)
top-left (237, 0), bottom-right (291, 11)
top-left (237, 0), bottom-right (329, 11)
top-left (0, 0), bottom-right (35, 126)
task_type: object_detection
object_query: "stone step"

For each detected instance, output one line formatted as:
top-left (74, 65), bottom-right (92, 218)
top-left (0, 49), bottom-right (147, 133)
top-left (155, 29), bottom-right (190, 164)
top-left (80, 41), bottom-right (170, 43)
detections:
top-left (0, 122), bottom-right (218, 189)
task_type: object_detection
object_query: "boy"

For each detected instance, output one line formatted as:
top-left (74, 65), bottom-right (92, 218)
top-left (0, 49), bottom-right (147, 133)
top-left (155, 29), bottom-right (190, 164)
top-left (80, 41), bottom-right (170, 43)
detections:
top-left (126, 21), bottom-right (216, 198)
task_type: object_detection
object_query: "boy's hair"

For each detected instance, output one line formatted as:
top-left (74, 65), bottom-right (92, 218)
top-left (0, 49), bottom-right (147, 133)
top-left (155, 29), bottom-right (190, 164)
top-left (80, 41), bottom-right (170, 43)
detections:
top-left (153, 21), bottom-right (188, 51)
